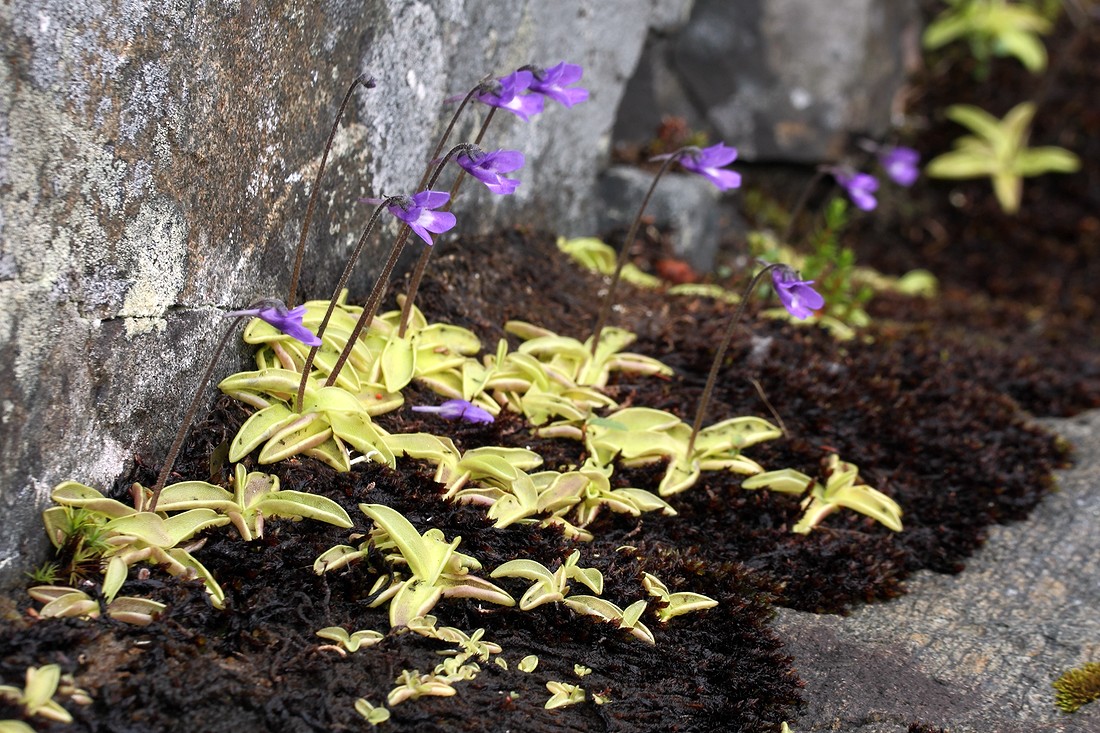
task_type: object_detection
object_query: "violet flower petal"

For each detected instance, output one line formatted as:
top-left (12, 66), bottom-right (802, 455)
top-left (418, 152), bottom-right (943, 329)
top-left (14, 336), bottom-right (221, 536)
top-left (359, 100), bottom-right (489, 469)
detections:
top-left (678, 143), bottom-right (742, 191)
top-left (835, 171), bottom-right (879, 211)
top-left (476, 70), bottom-right (544, 121)
top-left (225, 299), bottom-right (322, 346)
top-left (529, 62), bottom-right (589, 107)
top-left (771, 266), bottom-right (825, 320)
top-left (412, 399), bottom-right (494, 424)
top-left (880, 146), bottom-right (920, 187)
top-left (457, 148), bottom-right (525, 195)
top-left (387, 191), bottom-right (457, 246)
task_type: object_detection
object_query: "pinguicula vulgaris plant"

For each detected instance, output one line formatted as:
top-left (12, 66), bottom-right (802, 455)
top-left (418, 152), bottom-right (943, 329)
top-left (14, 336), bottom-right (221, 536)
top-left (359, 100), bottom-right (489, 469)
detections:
top-left (589, 142), bottom-right (742, 356)
top-left (146, 297), bottom-right (321, 512)
top-left (28, 56), bottom-right (911, 730)
top-left (395, 62), bottom-right (585, 338)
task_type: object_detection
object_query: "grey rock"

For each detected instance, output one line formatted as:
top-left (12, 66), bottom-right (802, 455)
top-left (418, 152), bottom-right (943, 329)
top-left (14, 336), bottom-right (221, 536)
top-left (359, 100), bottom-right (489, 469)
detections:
top-left (0, 0), bottom-right (692, 587)
top-left (596, 164), bottom-right (725, 271)
top-left (775, 409), bottom-right (1100, 732)
top-left (612, 33), bottom-right (705, 145)
top-left (670, 0), bottom-right (920, 162)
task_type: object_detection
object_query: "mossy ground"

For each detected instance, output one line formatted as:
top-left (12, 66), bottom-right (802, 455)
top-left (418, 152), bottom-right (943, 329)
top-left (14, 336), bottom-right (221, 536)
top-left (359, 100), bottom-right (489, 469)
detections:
top-left (3, 7), bottom-right (1098, 733)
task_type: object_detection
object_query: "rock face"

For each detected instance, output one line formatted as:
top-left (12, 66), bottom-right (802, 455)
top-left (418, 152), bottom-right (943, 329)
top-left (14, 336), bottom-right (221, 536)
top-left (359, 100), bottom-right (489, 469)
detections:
top-left (775, 409), bottom-right (1100, 733)
top-left (0, 0), bottom-right (691, 586)
top-left (595, 165), bottom-right (725, 271)
top-left (616, 0), bottom-right (920, 162)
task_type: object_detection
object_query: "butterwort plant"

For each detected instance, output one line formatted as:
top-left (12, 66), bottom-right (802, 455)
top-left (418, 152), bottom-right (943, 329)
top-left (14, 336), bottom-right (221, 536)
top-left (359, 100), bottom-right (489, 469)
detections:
top-left (397, 62), bottom-right (586, 337)
top-left (589, 142), bottom-right (742, 355)
top-left (397, 142), bottom-right (527, 337)
top-left (148, 298), bottom-right (321, 511)
top-left (686, 263), bottom-right (823, 457)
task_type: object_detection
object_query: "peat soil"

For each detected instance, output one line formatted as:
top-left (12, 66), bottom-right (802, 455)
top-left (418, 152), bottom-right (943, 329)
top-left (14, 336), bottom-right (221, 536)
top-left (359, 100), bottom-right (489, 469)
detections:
top-left (5, 12), bottom-right (1100, 733)
top-left (2, 222), bottom-right (1098, 732)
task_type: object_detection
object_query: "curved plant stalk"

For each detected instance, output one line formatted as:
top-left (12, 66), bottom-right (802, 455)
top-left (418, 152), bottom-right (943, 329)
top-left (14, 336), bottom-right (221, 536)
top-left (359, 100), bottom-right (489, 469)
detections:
top-left (588, 153), bottom-right (683, 356)
top-left (324, 144), bottom-right (474, 390)
top-left (288, 73), bottom-right (377, 307)
top-left (295, 199), bottom-right (399, 412)
top-left (148, 314), bottom-right (247, 512)
top-left (398, 107), bottom-right (498, 337)
top-left (685, 263), bottom-right (783, 458)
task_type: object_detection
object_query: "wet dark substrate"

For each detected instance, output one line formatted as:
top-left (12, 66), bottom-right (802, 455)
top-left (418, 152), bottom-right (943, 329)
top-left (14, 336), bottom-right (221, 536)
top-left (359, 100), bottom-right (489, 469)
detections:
top-left (3, 226), bottom-right (1095, 732)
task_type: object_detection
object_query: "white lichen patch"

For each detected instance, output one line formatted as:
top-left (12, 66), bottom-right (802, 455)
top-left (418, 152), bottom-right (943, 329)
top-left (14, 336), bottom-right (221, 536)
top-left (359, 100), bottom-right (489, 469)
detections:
top-left (119, 198), bottom-right (189, 336)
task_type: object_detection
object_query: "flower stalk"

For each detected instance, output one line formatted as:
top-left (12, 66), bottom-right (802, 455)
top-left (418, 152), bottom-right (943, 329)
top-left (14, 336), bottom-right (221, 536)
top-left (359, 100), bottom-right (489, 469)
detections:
top-left (323, 146), bottom-right (470, 389)
top-left (150, 300), bottom-right (321, 511)
top-left (287, 73), bottom-right (377, 307)
top-left (686, 264), bottom-right (822, 457)
top-left (293, 198), bottom-right (400, 412)
top-left (398, 109), bottom-right (498, 337)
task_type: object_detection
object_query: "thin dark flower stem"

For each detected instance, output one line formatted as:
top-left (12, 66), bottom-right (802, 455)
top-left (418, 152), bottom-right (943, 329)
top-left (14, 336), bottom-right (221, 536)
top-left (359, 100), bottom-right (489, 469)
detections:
top-left (780, 169), bottom-right (828, 245)
top-left (325, 144), bottom-right (474, 388)
top-left (415, 79), bottom-right (488, 191)
top-left (398, 107), bottom-right (498, 337)
top-left (287, 73), bottom-right (376, 308)
top-left (148, 314), bottom-right (248, 512)
top-left (589, 153), bottom-right (682, 356)
top-left (685, 263), bottom-right (782, 458)
top-left (294, 200), bottom-right (397, 412)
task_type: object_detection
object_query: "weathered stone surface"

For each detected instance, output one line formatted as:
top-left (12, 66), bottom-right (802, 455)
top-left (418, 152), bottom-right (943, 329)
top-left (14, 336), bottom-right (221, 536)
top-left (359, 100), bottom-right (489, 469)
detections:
top-left (616, 0), bottom-right (920, 162)
top-left (0, 0), bottom-right (692, 586)
top-left (596, 164), bottom-right (725, 271)
top-left (775, 409), bottom-right (1100, 732)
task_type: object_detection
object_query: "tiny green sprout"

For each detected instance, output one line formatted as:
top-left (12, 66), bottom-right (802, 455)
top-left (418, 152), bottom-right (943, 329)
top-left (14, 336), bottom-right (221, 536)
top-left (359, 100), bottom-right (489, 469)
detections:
top-left (922, 0), bottom-right (1052, 75)
top-left (574, 664), bottom-right (592, 677)
top-left (26, 562), bottom-right (60, 586)
top-left (1053, 661), bottom-right (1100, 713)
top-left (386, 669), bottom-right (457, 706)
top-left (0, 720), bottom-right (36, 733)
top-left (743, 454), bottom-right (903, 534)
top-left (544, 681), bottom-right (586, 709)
top-left (780, 723), bottom-right (794, 733)
top-left (518, 655), bottom-right (539, 673)
top-left (432, 626), bottom-right (502, 664)
top-left (494, 658), bottom-right (508, 670)
top-left (592, 692), bottom-right (611, 705)
top-left (926, 102), bottom-right (1079, 214)
top-left (641, 572), bottom-right (719, 622)
top-left (315, 627), bottom-right (385, 653)
top-left (0, 664), bottom-right (72, 724)
top-left (28, 585), bottom-right (168, 626)
top-left (353, 698), bottom-right (391, 726)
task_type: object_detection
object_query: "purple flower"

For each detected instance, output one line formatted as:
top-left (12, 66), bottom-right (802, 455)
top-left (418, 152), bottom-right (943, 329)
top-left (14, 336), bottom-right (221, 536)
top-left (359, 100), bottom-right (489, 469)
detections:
top-left (879, 146), bottom-right (920, 187)
top-left (412, 399), bottom-right (495, 424)
top-left (386, 191), bottom-right (457, 246)
top-left (833, 170), bottom-right (879, 211)
top-left (770, 266), bottom-right (825, 320)
top-left (527, 62), bottom-right (589, 107)
top-left (654, 143), bottom-right (742, 191)
top-left (475, 70), bottom-right (544, 121)
top-left (225, 298), bottom-right (322, 346)
top-left (456, 147), bottom-right (525, 195)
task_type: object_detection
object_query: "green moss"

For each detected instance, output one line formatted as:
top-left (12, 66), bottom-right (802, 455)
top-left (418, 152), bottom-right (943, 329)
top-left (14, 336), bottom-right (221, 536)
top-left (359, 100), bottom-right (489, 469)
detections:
top-left (1053, 662), bottom-right (1100, 713)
